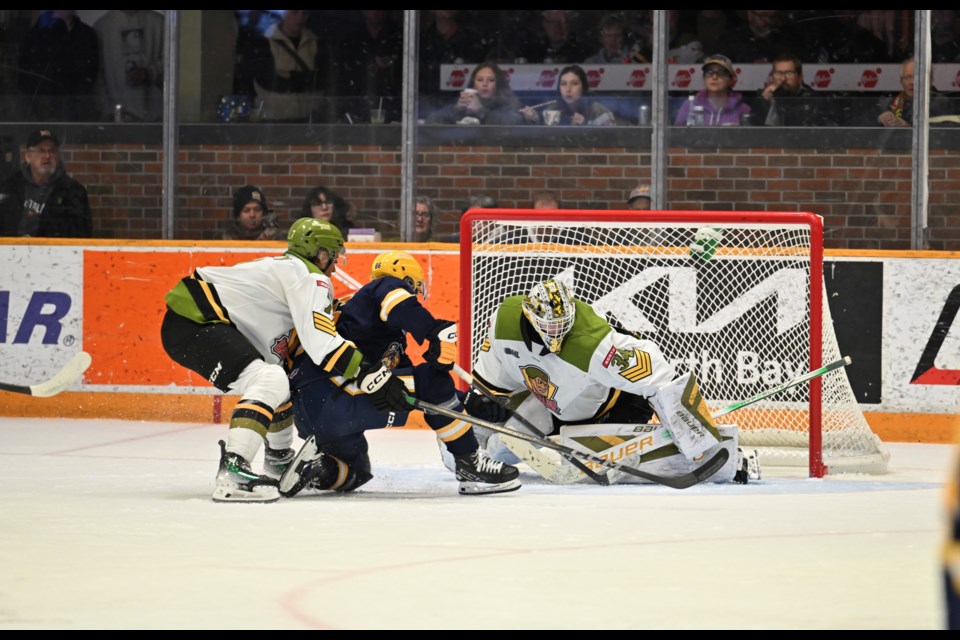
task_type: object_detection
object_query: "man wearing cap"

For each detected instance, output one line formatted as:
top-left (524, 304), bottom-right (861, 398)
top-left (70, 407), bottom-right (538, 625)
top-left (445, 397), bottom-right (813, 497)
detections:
top-left (673, 54), bottom-right (751, 127)
top-left (223, 185), bottom-right (283, 241)
top-left (0, 129), bottom-right (92, 237)
top-left (627, 185), bottom-right (652, 211)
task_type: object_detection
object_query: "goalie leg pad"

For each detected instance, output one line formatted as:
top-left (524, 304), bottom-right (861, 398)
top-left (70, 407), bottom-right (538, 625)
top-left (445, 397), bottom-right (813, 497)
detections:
top-left (649, 372), bottom-right (721, 462)
top-left (558, 423), bottom-right (740, 484)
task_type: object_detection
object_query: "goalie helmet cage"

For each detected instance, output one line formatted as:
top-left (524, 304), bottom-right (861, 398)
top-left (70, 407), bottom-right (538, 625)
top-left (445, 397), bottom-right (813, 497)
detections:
top-left (458, 210), bottom-right (890, 477)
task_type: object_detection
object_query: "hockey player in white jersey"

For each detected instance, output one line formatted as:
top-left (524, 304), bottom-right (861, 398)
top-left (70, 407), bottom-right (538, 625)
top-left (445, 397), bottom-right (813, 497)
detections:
top-left (160, 218), bottom-right (410, 502)
top-left (466, 278), bottom-right (758, 484)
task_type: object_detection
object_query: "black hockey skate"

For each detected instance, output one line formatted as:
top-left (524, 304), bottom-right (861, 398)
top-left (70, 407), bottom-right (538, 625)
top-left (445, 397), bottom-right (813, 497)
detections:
top-left (455, 448), bottom-right (521, 495)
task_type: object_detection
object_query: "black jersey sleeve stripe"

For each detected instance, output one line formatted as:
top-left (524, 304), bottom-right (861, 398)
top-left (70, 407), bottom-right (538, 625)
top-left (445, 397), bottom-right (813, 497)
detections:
top-left (182, 272), bottom-right (231, 324)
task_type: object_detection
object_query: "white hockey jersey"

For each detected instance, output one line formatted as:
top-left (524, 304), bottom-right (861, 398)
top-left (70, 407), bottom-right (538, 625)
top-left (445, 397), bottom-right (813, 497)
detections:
top-left (185, 253), bottom-right (347, 366)
top-left (473, 296), bottom-right (675, 422)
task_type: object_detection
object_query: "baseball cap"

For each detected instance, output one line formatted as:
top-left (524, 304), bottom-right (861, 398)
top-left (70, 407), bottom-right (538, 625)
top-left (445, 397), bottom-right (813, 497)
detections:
top-left (233, 185), bottom-right (270, 217)
top-left (627, 184), bottom-right (651, 204)
top-left (702, 54), bottom-right (735, 77)
top-left (26, 129), bottom-right (60, 149)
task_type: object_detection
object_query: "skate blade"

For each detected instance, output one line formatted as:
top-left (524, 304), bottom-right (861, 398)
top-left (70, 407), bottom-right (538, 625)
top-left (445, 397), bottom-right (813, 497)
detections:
top-left (458, 478), bottom-right (521, 495)
top-left (212, 484), bottom-right (280, 503)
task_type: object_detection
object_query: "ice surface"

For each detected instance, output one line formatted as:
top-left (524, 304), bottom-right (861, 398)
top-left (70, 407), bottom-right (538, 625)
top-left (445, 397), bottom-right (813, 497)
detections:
top-left (0, 417), bottom-right (951, 629)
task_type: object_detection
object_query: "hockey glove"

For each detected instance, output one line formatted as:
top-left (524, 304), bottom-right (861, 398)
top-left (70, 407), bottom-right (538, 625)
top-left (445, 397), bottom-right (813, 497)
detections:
top-left (689, 227), bottom-right (723, 262)
top-left (463, 388), bottom-right (510, 424)
top-left (425, 320), bottom-right (458, 371)
top-left (358, 363), bottom-right (411, 413)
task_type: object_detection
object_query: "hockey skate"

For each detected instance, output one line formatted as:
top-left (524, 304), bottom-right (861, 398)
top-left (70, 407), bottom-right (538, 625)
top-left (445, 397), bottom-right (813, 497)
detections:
top-left (733, 448), bottom-right (761, 484)
top-left (455, 448), bottom-right (521, 495)
top-left (263, 445), bottom-right (295, 481)
top-left (279, 436), bottom-right (322, 498)
top-left (212, 440), bottom-right (280, 503)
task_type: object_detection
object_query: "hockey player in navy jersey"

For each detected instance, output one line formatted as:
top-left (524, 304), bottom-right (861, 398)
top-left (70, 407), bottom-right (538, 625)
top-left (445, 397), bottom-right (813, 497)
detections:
top-left (279, 250), bottom-right (520, 497)
top-left (161, 218), bottom-right (411, 503)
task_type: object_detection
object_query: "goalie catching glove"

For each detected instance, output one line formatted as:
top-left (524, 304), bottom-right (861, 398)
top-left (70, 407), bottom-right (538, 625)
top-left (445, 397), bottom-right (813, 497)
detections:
top-left (425, 320), bottom-right (457, 371)
top-left (357, 362), bottom-right (410, 412)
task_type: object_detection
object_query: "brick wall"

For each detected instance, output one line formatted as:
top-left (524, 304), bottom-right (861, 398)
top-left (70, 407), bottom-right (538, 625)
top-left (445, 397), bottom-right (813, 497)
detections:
top-left (62, 142), bottom-right (960, 250)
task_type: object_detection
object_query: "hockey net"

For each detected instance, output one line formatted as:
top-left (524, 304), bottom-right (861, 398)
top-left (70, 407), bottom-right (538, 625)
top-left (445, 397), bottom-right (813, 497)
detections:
top-left (459, 210), bottom-right (889, 477)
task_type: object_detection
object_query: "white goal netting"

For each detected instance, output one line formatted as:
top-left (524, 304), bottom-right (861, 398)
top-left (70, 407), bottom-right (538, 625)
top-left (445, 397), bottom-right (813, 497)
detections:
top-left (461, 211), bottom-right (889, 476)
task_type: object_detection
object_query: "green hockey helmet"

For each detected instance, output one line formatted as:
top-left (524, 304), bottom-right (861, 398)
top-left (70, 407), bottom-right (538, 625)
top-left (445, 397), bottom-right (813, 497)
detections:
top-left (287, 218), bottom-right (346, 264)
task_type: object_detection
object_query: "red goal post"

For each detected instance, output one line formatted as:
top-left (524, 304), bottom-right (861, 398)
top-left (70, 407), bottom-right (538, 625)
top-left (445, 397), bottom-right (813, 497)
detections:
top-left (458, 210), bottom-right (889, 477)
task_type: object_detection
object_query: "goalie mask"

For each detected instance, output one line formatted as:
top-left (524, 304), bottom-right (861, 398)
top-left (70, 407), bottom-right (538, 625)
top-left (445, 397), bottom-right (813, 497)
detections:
top-left (370, 250), bottom-right (427, 299)
top-left (522, 279), bottom-right (576, 353)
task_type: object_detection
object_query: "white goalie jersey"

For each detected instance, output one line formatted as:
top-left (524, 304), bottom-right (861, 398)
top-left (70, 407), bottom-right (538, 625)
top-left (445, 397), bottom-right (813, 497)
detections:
top-left (473, 295), bottom-right (675, 422)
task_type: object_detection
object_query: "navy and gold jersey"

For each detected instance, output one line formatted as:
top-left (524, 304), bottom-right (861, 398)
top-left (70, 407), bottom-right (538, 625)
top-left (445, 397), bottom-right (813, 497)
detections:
top-left (337, 275), bottom-right (443, 366)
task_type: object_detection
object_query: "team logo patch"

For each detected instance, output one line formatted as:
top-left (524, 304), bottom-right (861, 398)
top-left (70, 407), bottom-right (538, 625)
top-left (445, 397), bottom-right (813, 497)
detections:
top-left (520, 365), bottom-right (560, 414)
top-left (611, 348), bottom-right (653, 383)
top-left (316, 280), bottom-right (329, 289)
top-left (271, 335), bottom-right (290, 360)
top-left (505, 348), bottom-right (520, 359)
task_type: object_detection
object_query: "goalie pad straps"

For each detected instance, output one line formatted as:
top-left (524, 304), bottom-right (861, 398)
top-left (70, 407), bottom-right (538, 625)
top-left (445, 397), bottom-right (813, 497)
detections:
top-left (648, 372), bottom-right (721, 462)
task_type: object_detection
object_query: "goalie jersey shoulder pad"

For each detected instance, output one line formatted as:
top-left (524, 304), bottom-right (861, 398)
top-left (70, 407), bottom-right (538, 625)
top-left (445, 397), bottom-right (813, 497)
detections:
top-left (491, 296), bottom-right (611, 373)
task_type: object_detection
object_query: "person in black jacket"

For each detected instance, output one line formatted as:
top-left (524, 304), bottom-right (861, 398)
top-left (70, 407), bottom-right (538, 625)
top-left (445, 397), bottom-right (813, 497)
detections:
top-left (0, 129), bottom-right (93, 238)
top-left (756, 52), bottom-right (838, 127)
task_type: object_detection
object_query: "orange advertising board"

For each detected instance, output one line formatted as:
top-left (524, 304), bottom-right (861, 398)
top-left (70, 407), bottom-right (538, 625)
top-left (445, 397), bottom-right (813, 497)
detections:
top-left (80, 243), bottom-right (460, 387)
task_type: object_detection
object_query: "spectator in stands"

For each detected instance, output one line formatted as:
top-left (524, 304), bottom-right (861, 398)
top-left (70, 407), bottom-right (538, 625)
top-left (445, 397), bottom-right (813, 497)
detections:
top-left (756, 52), bottom-right (838, 126)
top-left (419, 11), bottom-right (488, 112)
top-left (632, 10), bottom-right (703, 64)
top-left (627, 184), bottom-right (652, 211)
top-left (533, 191), bottom-right (560, 209)
top-left (17, 11), bottom-right (99, 122)
top-left (413, 195), bottom-right (437, 242)
top-left (517, 10), bottom-right (588, 64)
top-left (426, 61), bottom-right (523, 125)
top-left (932, 10), bottom-right (960, 63)
top-left (93, 10), bottom-right (164, 122)
top-left (301, 186), bottom-right (354, 235)
top-left (462, 194), bottom-right (498, 215)
top-left (236, 10), bottom-right (331, 122)
top-left (857, 10), bottom-right (900, 60)
top-left (521, 64), bottom-right (616, 126)
top-left (584, 14), bottom-right (632, 64)
top-left (0, 129), bottom-right (92, 238)
top-left (800, 10), bottom-right (888, 64)
top-left (876, 55), bottom-right (956, 128)
top-left (696, 11), bottom-right (729, 60)
top-left (223, 185), bottom-right (283, 241)
top-left (673, 54), bottom-right (751, 126)
top-left (722, 10), bottom-right (798, 64)
top-left (336, 11), bottom-right (403, 123)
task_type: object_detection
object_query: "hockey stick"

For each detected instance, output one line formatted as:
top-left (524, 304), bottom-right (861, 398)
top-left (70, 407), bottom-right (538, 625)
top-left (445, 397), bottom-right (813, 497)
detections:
top-left (0, 351), bottom-right (92, 398)
top-left (452, 364), bottom-right (611, 486)
top-left (714, 356), bottom-right (852, 418)
top-left (411, 396), bottom-right (729, 489)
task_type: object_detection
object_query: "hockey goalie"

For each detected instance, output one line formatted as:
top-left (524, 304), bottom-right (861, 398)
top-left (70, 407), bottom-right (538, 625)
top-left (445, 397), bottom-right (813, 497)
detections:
top-left (463, 278), bottom-right (761, 485)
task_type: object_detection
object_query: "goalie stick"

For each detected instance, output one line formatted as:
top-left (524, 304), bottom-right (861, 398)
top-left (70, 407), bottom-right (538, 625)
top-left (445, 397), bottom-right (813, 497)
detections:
top-left (411, 396), bottom-right (729, 489)
top-left (714, 356), bottom-right (852, 418)
top-left (0, 351), bottom-right (92, 398)
top-left (448, 356), bottom-right (850, 484)
top-left (452, 364), bottom-right (611, 486)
